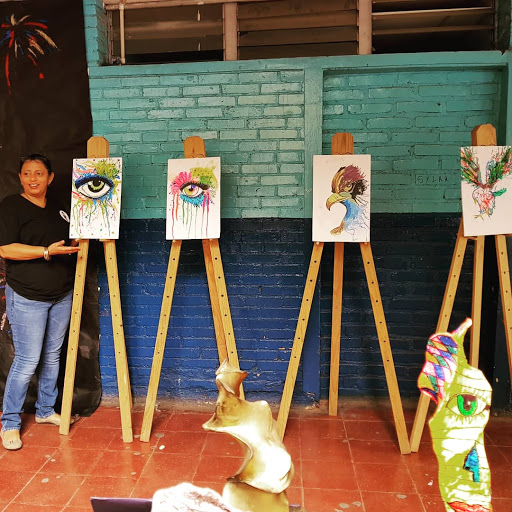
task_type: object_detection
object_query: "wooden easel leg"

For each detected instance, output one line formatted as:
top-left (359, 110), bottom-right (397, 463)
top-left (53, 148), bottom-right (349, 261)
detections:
top-left (470, 236), bottom-right (485, 366)
top-left (277, 242), bottom-right (324, 440)
top-left (140, 240), bottom-right (182, 442)
top-left (409, 220), bottom-right (468, 451)
top-left (208, 238), bottom-right (244, 399)
top-left (359, 242), bottom-right (410, 454)
top-left (59, 240), bottom-right (89, 435)
top-left (203, 240), bottom-right (228, 363)
top-left (103, 240), bottom-right (133, 443)
top-left (495, 234), bottom-right (512, 384)
top-left (329, 242), bottom-right (344, 416)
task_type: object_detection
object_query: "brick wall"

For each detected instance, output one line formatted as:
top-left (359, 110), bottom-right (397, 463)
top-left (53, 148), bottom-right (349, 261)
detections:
top-left (82, 0), bottom-right (511, 405)
top-left (96, 215), bottom-right (473, 401)
top-left (89, 67), bottom-right (306, 220)
top-left (323, 69), bottom-right (502, 213)
top-left (97, 218), bottom-right (311, 401)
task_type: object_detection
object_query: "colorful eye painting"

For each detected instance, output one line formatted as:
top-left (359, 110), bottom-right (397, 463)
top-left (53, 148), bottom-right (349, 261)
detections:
top-left (312, 155), bottom-right (371, 243)
top-left (166, 157), bottom-right (221, 240)
top-left (70, 158), bottom-right (122, 240)
top-left (461, 146), bottom-right (512, 237)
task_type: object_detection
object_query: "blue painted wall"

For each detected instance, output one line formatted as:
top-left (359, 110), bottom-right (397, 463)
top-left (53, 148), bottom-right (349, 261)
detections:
top-left (83, 0), bottom-right (512, 404)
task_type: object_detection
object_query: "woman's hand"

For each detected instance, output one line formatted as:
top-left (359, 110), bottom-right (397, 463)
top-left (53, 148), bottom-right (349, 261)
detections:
top-left (48, 240), bottom-right (80, 256)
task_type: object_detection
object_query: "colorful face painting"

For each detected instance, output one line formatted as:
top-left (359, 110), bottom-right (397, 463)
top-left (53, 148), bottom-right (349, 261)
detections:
top-left (418, 318), bottom-right (492, 512)
top-left (0, 14), bottom-right (58, 93)
top-left (70, 158), bottom-right (122, 240)
top-left (312, 155), bottom-right (371, 243)
top-left (166, 157), bottom-right (221, 240)
top-left (461, 146), bottom-right (512, 237)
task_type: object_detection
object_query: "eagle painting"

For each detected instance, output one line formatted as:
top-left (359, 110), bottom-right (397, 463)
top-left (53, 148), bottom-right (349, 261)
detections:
top-left (326, 164), bottom-right (369, 237)
top-left (461, 146), bottom-right (512, 219)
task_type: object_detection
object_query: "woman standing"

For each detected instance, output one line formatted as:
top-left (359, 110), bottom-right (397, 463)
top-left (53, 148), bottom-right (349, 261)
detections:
top-left (0, 154), bottom-right (79, 450)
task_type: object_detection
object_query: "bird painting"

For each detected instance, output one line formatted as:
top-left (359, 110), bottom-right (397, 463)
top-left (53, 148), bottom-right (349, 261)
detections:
top-left (326, 164), bottom-right (369, 236)
top-left (312, 154), bottom-right (371, 243)
top-left (461, 146), bottom-right (512, 219)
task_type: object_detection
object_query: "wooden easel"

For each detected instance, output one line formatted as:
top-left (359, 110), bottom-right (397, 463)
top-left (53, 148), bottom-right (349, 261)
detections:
top-left (59, 136), bottom-right (133, 443)
top-left (409, 123), bottom-right (512, 451)
top-left (276, 133), bottom-right (411, 455)
top-left (140, 136), bottom-right (243, 442)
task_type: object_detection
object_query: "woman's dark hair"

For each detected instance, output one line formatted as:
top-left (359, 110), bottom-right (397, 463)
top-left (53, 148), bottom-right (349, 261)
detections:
top-left (19, 153), bottom-right (53, 174)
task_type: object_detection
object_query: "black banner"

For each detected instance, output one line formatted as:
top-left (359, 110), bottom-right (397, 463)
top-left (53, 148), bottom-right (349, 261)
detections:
top-left (0, 0), bottom-right (100, 415)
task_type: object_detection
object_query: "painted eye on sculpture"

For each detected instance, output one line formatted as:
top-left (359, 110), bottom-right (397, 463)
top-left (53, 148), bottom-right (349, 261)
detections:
top-left (447, 394), bottom-right (488, 417)
top-left (75, 175), bottom-right (114, 199)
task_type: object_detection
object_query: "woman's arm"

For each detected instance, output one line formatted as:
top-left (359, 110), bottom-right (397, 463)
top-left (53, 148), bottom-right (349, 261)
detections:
top-left (0, 240), bottom-right (80, 261)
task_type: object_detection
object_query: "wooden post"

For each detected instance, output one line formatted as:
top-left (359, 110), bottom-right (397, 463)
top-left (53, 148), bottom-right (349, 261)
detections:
top-left (276, 242), bottom-right (324, 439)
top-left (140, 239), bottom-right (182, 442)
top-left (360, 241), bottom-right (410, 454)
top-left (203, 239), bottom-right (229, 363)
top-left (409, 123), bottom-right (498, 452)
top-left (495, 235), bottom-right (512, 384)
top-left (470, 235), bottom-right (485, 366)
top-left (208, 238), bottom-right (244, 399)
top-left (328, 132), bottom-right (352, 417)
top-left (358, 0), bottom-right (372, 55)
top-left (223, 2), bottom-right (238, 61)
top-left (103, 240), bottom-right (133, 442)
top-left (409, 221), bottom-right (468, 451)
top-left (59, 240), bottom-right (89, 435)
top-left (328, 242), bottom-right (343, 416)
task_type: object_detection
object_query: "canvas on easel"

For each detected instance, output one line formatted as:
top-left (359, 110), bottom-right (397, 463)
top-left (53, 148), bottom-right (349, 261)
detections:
top-left (409, 124), bottom-right (512, 453)
top-left (166, 157), bottom-right (221, 240)
top-left (60, 138), bottom-right (133, 443)
top-left (276, 133), bottom-right (410, 455)
top-left (70, 158), bottom-right (123, 240)
top-left (313, 154), bottom-right (371, 243)
top-left (460, 145), bottom-right (512, 237)
top-left (140, 137), bottom-right (242, 443)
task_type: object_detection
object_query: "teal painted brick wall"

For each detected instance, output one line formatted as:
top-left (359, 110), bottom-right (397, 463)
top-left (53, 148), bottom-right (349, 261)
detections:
top-left (88, 67), bottom-right (305, 219)
top-left (82, 0), bottom-right (512, 219)
top-left (83, 0), bottom-right (108, 66)
top-left (322, 69), bottom-right (503, 213)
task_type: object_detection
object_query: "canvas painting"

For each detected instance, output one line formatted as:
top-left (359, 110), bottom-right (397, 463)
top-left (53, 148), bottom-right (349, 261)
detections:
top-left (166, 157), bottom-right (221, 240)
top-left (312, 155), bottom-right (371, 243)
top-left (70, 158), bottom-right (122, 240)
top-left (461, 146), bottom-right (512, 236)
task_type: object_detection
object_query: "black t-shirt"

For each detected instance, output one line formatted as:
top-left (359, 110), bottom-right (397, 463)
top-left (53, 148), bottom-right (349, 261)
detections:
top-left (0, 194), bottom-right (76, 301)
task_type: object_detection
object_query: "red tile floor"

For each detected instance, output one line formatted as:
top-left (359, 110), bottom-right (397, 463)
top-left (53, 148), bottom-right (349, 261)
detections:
top-left (0, 400), bottom-right (511, 512)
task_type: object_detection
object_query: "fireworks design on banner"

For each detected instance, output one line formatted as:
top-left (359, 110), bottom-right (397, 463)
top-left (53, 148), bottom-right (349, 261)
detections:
top-left (166, 158), bottom-right (221, 240)
top-left (0, 14), bottom-right (58, 92)
top-left (70, 158), bottom-right (123, 240)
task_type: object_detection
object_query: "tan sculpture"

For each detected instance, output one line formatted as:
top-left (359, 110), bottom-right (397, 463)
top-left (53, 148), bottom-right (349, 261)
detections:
top-left (203, 360), bottom-right (295, 512)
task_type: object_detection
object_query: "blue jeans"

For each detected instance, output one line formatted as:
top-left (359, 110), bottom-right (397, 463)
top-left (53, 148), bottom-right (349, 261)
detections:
top-left (1, 284), bottom-right (73, 432)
